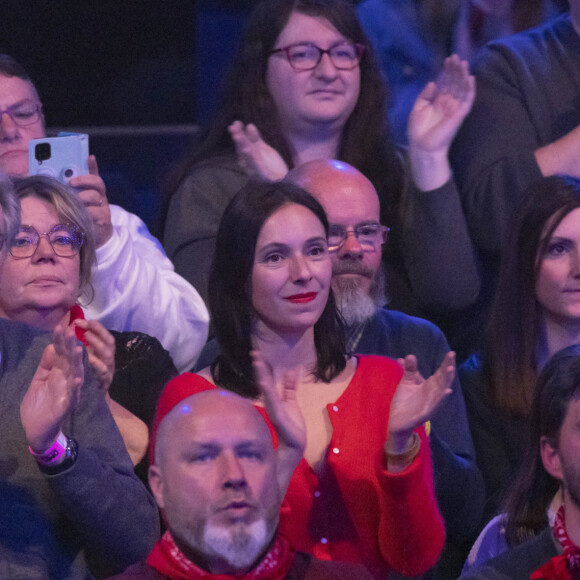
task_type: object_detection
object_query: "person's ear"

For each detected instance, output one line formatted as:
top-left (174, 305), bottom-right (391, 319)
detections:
top-left (540, 435), bottom-right (563, 481)
top-left (148, 464), bottom-right (165, 510)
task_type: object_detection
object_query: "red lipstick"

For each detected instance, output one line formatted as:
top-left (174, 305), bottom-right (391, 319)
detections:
top-left (284, 292), bottom-right (317, 303)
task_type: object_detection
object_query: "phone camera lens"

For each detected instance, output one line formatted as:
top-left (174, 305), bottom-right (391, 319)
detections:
top-left (35, 143), bottom-right (51, 162)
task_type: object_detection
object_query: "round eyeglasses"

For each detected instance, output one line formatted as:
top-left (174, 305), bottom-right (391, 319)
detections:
top-left (269, 41), bottom-right (365, 71)
top-left (9, 224), bottom-right (84, 259)
top-left (327, 223), bottom-right (389, 252)
top-left (0, 99), bottom-right (42, 127)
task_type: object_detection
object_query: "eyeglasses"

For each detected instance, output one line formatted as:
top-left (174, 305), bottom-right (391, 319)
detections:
top-left (0, 99), bottom-right (42, 127)
top-left (327, 223), bottom-right (389, 252)
top-left (9, 224), bottom-right (84, 259)
top-left (269, 41), bottom-right (365, 71)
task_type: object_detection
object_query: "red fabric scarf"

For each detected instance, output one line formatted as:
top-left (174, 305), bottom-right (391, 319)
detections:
top-left (146, 531), bottom-right (295, 580)
top-left (531, 507), bottom-right (580, 580)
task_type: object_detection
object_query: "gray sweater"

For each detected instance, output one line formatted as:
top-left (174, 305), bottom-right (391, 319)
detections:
top-left (0, 318), bottom-right (159, 579)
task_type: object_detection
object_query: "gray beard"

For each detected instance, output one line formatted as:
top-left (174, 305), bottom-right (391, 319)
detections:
top-left (333, 265), bottom-right (387, 326)
top-left (203, 518), bottom-right (268, 570)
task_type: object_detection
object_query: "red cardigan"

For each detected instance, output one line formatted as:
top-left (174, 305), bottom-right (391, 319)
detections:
top-left (152, 355), bottom-right (444, 578)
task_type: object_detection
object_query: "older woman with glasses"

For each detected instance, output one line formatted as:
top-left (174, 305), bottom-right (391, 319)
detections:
top-left (0, 175), bottom-right (177, 465)
top-left (164, 0), bottom-right (479, 347)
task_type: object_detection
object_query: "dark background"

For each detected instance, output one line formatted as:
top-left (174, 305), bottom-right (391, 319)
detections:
top-left (1, 1), bottom-right (260, 234)
top-left (0, 1), bottom-right (261, 127)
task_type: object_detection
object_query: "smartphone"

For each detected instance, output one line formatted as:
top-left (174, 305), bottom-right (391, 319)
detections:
top-left (29, 132), bottom-right (89, 185)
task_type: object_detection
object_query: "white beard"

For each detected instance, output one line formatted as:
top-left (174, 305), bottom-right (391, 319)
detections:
top-left (333, 265), bottom-right (387, 325)
top-left (203, 518), bottom-right (268, 570)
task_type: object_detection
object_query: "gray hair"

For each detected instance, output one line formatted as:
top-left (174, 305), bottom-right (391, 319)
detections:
top-left (0, 176), bottom-right (21, 246)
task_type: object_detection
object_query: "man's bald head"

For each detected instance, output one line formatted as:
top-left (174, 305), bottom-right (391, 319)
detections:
top-left (286, 160), bottom-right (386, 324)
top-left (154, 390), bottom-right (274, 468)
top-left (286, 160), bottom-right (380, 216)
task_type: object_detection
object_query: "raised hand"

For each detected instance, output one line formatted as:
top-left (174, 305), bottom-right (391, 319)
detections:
top-left (20, 324), bottom-right (84, 452)
top-left (251, 350), bottom-right (306, 495)
top-left (70, 155), bottom-right (113, 247)
top-left (386, 352), bottom-right (455, 455)
top-left (73, 319), bottom-right (115, 393)
top-left (228, 121), bottom-right (289, 182)
top-left (408, 55), bottom-right (475, 156)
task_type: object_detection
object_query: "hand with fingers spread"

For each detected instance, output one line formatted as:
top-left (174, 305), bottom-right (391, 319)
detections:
top-left (408, 55), bottom-right (475, 157)
top-left (70, 155), bottom-right (113, 247)
top-left (386, 352), bottom-right (455, 458)
top-left (20, 324), bottom-right (84, 452)
top-left (73, 319), bottom-right (115, 393)
top-left (251, 350), bottom-right (306, 495)
top-left (228, 121), bottom-right (289, 182)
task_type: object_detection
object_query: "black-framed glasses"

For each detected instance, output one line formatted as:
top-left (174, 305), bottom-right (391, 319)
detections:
top-left (0, 99), bottom-right (42, 127)
top-left (269, 41), bottom-right (365, 71)
top-left (328, 223), bottom-right (389, 252)
top-left (9, 224), bottom-right (84, 259)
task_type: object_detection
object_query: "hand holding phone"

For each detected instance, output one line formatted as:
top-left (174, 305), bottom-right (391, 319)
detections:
top-left (70, 155), bottom-right (114, 248)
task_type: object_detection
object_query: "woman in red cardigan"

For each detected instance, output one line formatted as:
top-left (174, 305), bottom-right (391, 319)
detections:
top-left (153, 181), bottom-right (455, 578)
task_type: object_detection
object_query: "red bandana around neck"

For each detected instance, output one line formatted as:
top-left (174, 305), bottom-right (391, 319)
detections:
top-left (531, 506), bottom-right (580, 580)
top-left (146, 530), bottom-right (295, 580)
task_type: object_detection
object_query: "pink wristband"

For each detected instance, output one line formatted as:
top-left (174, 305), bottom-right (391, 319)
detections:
top-left (29, 432), bottom-right (68, 466)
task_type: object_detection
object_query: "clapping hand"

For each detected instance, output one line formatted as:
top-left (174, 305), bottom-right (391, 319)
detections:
top-left (386, 352), bottom-right (455, 456)
top-left (251, 351), bottom-right (306, 495)
top-left (229, 121), bottom-right (289, 182)
top-left (73, 319), bottom-right (115, 393)
top-left (20, 324), bottom-right (84, 452)
top-left (408, 55), bottom-right (475, 156)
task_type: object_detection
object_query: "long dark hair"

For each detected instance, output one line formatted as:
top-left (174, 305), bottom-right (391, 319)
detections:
top-left (504, 344), bottom-right (580, 546)
top-left (209, 180), bottom-right (346, 398)
top-left (165, 0), bottom-right (403, 228)
top-left (484, 175), bottom-right (580, 416)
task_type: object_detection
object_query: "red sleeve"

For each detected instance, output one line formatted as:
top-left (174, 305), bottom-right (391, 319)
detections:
top-left (377, 426), bottom-right (445, 576)
top-left (356, 355), bottom-right (444, 575)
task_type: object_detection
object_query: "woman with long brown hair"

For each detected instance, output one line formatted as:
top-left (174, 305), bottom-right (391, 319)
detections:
top-left (460, 174), bottom-right (580, 523)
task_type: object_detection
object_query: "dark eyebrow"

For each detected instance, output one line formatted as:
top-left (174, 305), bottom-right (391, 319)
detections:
top-left (305, 236), bottom-right (327, 244)
top-left (258, 237), bottom-right (326, 252)
top-left (183, 441), bottom-right (220, 452)
top-left (543, 235), bottom-right (574, 244)
top-left (256, 242), bottom-right (288, 254)
top-left (236, 440), bottom-right (266, 452)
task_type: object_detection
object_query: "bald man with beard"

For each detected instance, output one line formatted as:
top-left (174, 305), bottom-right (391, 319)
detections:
top-left (108, 389), bottom-right (372, 580)
top-left (286, 160), bottom-right (485, 579)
